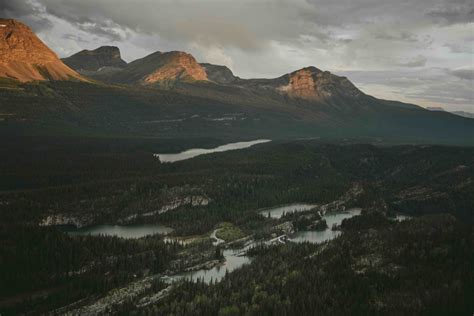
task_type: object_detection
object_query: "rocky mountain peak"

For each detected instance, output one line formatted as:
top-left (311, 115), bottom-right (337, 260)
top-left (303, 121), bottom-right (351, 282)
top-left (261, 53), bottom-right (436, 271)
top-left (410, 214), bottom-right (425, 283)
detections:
top-left (62, 46), bottom-right (127, 72)
top-left (0, 18), bottom-right (83, 82)
top-left (140, 51), bottom-right (208, 84)
top-left (0, 19), bottom-right (57, 63)
top-left (105, 50), bottom-right (208, 86)
top-left (277, 66), bottom-right (363, 101)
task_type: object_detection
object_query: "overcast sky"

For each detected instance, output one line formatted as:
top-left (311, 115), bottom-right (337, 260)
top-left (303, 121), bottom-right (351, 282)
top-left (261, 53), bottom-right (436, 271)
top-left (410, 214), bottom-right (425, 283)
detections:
top-left (2, 0), bottom-right (473, 111)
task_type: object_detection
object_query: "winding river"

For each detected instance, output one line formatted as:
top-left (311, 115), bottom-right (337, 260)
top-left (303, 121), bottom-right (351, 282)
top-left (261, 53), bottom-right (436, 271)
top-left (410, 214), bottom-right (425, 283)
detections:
top-left (62, 204), bottom-right (408, 284)
top-left (168, 206), bottom-right (363, 284)
top-left (62, 204), bottom-right (364, 283)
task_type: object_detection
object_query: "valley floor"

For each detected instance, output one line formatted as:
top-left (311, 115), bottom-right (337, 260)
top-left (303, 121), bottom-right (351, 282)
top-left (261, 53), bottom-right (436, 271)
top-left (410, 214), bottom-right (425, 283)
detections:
top-left (1, 137), bottom-right (473, 315)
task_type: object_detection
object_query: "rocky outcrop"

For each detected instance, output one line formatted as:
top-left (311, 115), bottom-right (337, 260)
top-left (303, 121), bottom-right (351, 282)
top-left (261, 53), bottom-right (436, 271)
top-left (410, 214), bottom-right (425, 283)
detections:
top-left (123, 194), bottom-right (210, 222)
top-left (277, 66), bottom-right (364, 101)
top-left (39, 213), bottom-right (92, 228)
top-left (60, 275), bottom-right (168, 315)
top-left (278, 68), bottom-right (320, 99)
top-left (136, 285), bottom-right (172, 308)
top-left (0, 19), bottom-right (83, 82)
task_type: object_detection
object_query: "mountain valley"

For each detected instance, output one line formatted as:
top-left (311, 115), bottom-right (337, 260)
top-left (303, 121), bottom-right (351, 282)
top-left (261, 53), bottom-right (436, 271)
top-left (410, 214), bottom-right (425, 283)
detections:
top-left (0, 17), bottom-right (473, 316)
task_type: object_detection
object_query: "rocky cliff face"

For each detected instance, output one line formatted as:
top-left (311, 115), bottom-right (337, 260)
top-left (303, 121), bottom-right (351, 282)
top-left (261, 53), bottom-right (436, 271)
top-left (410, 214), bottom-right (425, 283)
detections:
top-left (278, 67), bottom-right (321, 99)
top-left (0, 19), bottom-right (83, 82)
top-left (62, 46), bottom-right (127, 72)
top-left (276, 67), bottom-right (364, 101)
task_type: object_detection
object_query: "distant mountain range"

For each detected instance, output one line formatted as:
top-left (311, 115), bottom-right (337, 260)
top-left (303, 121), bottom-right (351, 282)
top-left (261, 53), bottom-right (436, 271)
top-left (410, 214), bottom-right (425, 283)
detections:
top-left (426, 107), bottom-right (474, 119)
top-left (1, 18), bottom-right (473, 145)
top-left (61, 43), bottom-right (369, 103)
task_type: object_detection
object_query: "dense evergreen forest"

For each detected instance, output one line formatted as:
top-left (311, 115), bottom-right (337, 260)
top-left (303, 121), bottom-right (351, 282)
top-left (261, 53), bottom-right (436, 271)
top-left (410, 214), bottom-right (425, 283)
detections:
top-left (1, 79), bottom-right (474, 146)
top-left (1, 137), bottom-right (473, 314)
top-left (2, 137), bottom-right (473, 228)
top-left (0, 225), bottom-right (179, 315)
top-left (138, 214), bottom-right (474, 315)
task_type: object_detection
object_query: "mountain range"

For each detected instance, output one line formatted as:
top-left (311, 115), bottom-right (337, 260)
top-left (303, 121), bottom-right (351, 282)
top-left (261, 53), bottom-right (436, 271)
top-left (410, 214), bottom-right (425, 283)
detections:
top-left (0, 18), bottom-right (473, 145)
top-left (427, 107), bottom-right (474, 119)
top-left (61, 43), bottom-right (366, 103)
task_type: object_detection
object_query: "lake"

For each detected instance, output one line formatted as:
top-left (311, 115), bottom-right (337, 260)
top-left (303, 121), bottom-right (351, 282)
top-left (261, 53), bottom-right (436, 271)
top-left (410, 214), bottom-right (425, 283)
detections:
top-left (62, 224), bottom-right (173, 239)
top-left (166, 208), bottom-right (362, 284)
top-left (290, 208), bottom-right (362, 244)
top-left (164, 248), bottom-right (251, 284)
top-left (154, 139), bottom-right (271, 162)
top-left (259, 203), bottom-right (362, 243)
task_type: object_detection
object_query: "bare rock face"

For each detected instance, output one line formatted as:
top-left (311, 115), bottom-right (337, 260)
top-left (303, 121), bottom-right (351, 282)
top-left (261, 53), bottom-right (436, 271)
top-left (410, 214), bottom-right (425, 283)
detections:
top-left (141, 51), bottom-right (208, 84)
top-left (278, 68), bottom-right (320, 99)
top-left (277, 66), bottom-right (363, 101)
top-left (0, 18), bottom-right (83, 82)
top-left (110, 51), bottom-right (208, 86)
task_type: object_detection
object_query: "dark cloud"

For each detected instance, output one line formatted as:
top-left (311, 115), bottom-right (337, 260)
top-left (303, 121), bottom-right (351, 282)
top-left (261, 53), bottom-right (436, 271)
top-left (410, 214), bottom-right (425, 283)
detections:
top-left (0, 0), bottom-right (35, 16)
top-left (427, 0), bottom-right (474, 25)
top-left (0, 0), bottom-right (53, 31)
top-left (44, 5), bottom-right (129, 41)
top-left (449, 69), bottom-right (474, 80)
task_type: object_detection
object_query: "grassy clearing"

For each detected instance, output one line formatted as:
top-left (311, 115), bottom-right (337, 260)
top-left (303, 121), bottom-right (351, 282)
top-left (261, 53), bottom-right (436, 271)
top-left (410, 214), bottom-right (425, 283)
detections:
top-left (215, 222), bottom-right (246, 242)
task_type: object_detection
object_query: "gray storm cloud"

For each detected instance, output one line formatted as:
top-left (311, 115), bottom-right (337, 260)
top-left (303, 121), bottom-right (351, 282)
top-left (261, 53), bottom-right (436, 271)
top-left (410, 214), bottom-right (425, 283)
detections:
top-left (427, 0), bottom-right (474, 25)
top-left (450, 68), bottom-right (474, 80)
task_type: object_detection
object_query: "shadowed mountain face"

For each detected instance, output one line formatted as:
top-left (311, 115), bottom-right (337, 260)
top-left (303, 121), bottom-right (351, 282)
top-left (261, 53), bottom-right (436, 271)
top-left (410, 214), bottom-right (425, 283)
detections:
top-left (427, 107), bottom-right (474, 119)
top-left (0, 19), bottom-right (83, 82)
top-left (0, 19), bottom-right (473, 145)
top-left (452, 111), bottom-right (474, 119)
top-left (200, 63), bottom-right (239, 84)
top-left (62, 46), bottom-right (127, 72)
